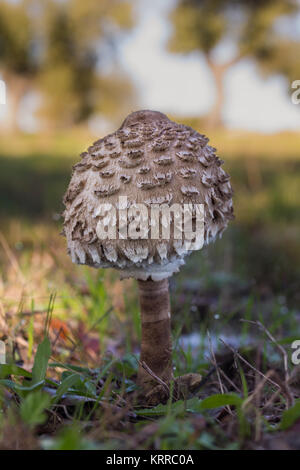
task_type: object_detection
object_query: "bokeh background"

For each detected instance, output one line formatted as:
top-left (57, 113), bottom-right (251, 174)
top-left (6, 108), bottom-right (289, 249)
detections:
top-left (0, 0), bottom-right (300, 381)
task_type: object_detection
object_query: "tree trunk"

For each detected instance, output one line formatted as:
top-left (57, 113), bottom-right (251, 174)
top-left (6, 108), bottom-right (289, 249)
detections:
top-left (137, 279), bottom-right (173, 392)
top-left (206, 61), bottom-right (227, 129)
top-left (205, 54), bottom-right (242, 129)
top-left (0, 73), bottom-right (29, 133)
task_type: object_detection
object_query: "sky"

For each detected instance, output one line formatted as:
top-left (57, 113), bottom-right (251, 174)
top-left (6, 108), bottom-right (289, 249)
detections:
top-left (1, 0), bottom-right (300, 133)
top-left (119, 0), bottom-right (300, 133)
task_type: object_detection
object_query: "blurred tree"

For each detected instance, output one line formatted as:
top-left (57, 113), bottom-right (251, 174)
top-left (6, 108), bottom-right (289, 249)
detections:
top-left (38, 0), bottom-right (135, 129)
top-left (0, 0), bottom-right (134, 131)
top-left (0, 0), bottom-right (38, 132)
top-left (168, 0), bottom-right (300, 128)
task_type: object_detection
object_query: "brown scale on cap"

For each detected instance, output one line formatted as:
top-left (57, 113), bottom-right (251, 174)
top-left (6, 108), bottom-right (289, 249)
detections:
top-left (62, 110), bottom-right (234, 281)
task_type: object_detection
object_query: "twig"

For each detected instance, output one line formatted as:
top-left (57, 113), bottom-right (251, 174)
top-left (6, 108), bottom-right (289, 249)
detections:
top-left (140, 361), bottom-right (170, 395)
top-left (217, 367), bottom-right (241, 393)
top-left (51, 327), bottom-right (64, 348)
top-left (219, 338), bottom-right (280, 389)
top-left (242, 370), bottom-right (275, 408)
top-left (240, 319), bottom-right (294, 407)
top-left (240, 319), bottom-right (290, 383)
top-left (263, 388), bottom-right (282, 411)
top-left (16, 310), bottom-right (47, 317)
top-left (207, 331), bottom-right (225, 394)
top-left (207, 330), bottom-right (232, 415)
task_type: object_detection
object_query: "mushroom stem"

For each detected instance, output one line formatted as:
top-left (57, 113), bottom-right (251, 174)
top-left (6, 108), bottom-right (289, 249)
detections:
top-left (137, 279), bottom-right (173, 391)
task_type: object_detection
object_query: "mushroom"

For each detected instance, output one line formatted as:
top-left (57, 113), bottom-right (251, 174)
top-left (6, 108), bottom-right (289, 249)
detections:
top-left (62, 110), bottom-right (234, 404)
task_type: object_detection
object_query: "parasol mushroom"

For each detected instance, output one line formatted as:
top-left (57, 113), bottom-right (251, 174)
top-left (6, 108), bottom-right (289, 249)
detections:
top-left (62, 110), bottom-right (234, 404)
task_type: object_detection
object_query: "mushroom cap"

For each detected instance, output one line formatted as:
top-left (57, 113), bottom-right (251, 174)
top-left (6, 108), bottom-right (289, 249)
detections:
top-left (63, 110), bottom-right (234, 281)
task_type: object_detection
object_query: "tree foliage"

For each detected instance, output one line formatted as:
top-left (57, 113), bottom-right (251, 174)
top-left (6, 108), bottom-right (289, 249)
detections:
top-left (38, 0), bottom-right (134, 127)
top-left (0, 0), bottom-right (135, 130)
top-left (169, 0), bottom-right (300, 127)
top-left (0, 0), bottom-right (37, 76)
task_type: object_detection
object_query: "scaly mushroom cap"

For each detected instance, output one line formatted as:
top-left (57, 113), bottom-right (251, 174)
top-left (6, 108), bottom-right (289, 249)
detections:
top-left (63, 110), bottom-right (234, 280)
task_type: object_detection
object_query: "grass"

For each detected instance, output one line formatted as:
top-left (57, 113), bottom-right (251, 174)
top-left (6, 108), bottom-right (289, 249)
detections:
top-left (0, 128), bottom-right (299, 450)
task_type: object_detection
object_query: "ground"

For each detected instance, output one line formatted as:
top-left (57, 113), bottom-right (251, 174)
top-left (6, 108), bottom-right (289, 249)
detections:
top-left (0, 128), bottom-right (299, 450)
